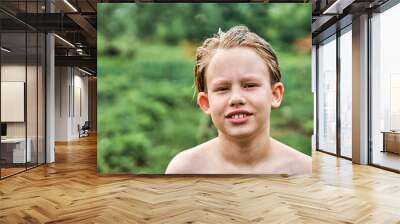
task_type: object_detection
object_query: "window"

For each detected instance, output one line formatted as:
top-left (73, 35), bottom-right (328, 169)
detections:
top-left (317, 35), bottom-right (337, 154)
top-left (371, 2), bottom-right (400, 171)
top-left (339, 27), bottom-right (352, 158)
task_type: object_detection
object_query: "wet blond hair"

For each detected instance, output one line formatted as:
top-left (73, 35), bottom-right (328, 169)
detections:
top-left (194, 25), bottom-right (281, 93)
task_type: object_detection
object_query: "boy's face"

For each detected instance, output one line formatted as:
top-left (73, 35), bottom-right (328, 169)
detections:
top-left (197, 47), bottom-right (284, 140)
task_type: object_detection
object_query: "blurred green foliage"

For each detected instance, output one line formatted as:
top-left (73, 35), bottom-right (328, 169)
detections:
top-left (97, 3), bottom-right (312, 174)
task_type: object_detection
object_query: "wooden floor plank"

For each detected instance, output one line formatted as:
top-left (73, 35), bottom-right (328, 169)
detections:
top-left (0, 134), bottom-right (399, 223)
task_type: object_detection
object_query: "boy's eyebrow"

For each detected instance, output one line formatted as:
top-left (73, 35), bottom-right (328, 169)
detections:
top-left (210, 79), bottom-right (230, 86)
top-left (210, 74), bottom-right (264, 86)
top-left (240, 75), bottom-right (263, 82)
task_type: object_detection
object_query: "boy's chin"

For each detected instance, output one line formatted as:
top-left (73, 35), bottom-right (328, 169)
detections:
top-left (221, 128), bottom-right (257, 140)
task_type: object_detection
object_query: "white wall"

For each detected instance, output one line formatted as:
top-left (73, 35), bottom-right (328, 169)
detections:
top-left (55, 66), bottom-right (69, 141)
top-left (55, 67), bottom-right (89, 141)
top-left (1, 65), bottom-right (25, 81)
top-left (1, 65), bottom-right (26, 130)
top-left (1, 82), bottom-right (25, 122)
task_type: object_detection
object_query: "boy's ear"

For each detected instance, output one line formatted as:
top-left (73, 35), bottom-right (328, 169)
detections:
top-left (271, 82), bottom-right (284, 109)
top-left (197, 92), bottom-right (211, 115)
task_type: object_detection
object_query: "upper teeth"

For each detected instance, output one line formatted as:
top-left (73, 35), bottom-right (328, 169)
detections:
top-left (231, 113), bottom-right (246, 119)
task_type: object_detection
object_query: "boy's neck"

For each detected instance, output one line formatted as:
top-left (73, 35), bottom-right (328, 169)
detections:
top-left (216, 128), bottom-right (272, 166)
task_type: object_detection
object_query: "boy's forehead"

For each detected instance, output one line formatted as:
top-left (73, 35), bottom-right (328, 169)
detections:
top-left (206, 47), bottom-right (270, 80)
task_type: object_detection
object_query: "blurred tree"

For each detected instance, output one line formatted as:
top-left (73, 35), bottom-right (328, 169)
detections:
top-left (98, 4), bottom-right (128, 55)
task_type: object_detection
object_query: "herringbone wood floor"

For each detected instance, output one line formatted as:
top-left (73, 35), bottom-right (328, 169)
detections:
top-left (1, 134), bottom-right (400, 223)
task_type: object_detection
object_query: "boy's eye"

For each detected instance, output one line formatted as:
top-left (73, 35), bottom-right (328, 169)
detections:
top-left (244, 83), bottom-right (258, 88)
top-left (215, 86), bottom-right (229, 92)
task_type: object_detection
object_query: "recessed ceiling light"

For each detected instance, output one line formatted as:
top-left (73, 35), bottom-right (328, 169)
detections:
top-left (1, 47), bottom-right (11, 53)
top-left (322, 0), bottom-right (354, 15)
top-left (78, 67), bottom-right (92, 76)
top-left (54, 34), bottom-right (75, 48)
top-left (63, 0), bottom-right (78, 12)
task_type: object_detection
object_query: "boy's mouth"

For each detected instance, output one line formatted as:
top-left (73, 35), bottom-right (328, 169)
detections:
top-left (225, 110), bottom-right (253, 124)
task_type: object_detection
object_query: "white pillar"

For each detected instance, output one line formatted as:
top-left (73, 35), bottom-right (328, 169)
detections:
top-left (46, 1), bottom-right (55, 163)
top-left (46, 33), bottom-right (55, 163)
top-left (352, 14), bottom-right (369, 164)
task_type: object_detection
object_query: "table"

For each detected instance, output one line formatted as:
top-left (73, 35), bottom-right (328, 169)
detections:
top-left (381, 131), bottom-right (400, 154)
top-left (1, 138), bottom-right (32, 163)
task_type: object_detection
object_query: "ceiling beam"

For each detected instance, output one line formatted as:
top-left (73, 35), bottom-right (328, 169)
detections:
top-left (55, 55), bottom-right (96, 73)
top-left (67, 13), bottom-right (97, 46)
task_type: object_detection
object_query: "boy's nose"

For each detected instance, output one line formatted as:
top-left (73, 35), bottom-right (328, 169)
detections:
top-left (229, 90), bottom-right (246, 107)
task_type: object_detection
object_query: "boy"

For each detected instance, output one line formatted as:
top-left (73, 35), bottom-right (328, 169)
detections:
top-left (165, 25), bottom-right (311, 175)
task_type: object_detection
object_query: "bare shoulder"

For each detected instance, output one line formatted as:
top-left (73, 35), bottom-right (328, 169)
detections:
top-left (165, 140), bottom-right (214, 174)
top-left (164, 147), bottom-right (201, 174)
top-left (271, 138), bottom-right (312, 175)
